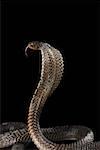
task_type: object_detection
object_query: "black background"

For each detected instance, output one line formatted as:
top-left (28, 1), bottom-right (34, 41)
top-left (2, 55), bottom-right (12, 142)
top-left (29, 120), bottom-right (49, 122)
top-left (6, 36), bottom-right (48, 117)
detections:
top-left (1, 1), bottom-right (100, 141)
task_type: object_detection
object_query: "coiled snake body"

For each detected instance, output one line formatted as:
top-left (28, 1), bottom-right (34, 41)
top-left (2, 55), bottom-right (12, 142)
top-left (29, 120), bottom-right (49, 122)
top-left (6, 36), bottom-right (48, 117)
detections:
top-left (0, 41), bottom-right (100, 149)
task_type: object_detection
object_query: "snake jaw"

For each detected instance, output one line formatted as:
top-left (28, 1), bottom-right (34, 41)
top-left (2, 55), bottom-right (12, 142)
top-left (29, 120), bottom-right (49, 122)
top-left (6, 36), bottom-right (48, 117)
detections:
top-left (25, 41), bottom-right (42, 57)
top-left (25, 42), bottom-right (36, 57)
top-left (1, 41), bottom-right (99, 150)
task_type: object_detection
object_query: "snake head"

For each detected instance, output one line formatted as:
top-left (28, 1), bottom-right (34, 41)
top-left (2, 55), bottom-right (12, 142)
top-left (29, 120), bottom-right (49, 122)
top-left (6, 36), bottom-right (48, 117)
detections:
top-left (25, 41), bottom-right (43, 57)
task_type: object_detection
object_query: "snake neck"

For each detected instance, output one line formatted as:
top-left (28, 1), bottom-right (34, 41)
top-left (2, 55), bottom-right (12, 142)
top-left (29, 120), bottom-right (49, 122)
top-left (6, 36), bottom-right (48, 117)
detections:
top-left (27, 42), bottom-right (94, 150)
top-left (27, 43), bottom-right (57, 150)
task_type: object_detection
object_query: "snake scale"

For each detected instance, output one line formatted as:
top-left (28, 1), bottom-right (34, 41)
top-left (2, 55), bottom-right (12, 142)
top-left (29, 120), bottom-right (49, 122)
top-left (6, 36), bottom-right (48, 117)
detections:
top-left (0, 41), bottom-right (100, 149)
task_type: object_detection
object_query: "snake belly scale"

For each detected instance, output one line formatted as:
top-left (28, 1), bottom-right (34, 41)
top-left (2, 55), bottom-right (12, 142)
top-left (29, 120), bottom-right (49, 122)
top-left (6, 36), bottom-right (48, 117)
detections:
top-left (0, 41), bottom-right (99, 150)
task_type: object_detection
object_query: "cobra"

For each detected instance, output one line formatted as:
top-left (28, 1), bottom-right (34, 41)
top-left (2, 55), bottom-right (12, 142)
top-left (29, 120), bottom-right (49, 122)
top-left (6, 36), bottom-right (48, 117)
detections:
top-left (0, 41), bottom-right (99, 149)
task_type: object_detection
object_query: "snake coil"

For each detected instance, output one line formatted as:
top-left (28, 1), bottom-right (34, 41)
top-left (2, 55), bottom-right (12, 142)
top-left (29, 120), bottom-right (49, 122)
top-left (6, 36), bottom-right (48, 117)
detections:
top-left (0, 41), bottom-right (99, 150)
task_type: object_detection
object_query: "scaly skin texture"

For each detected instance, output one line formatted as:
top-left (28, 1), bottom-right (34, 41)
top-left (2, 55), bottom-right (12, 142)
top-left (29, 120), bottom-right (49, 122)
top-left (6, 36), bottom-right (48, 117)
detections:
top-left (26, 42), bottom-right (99, 150)
top-left (0, 41), bottom-right (99, 149)
top-left (0, 122), bottom-right (95, 149)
